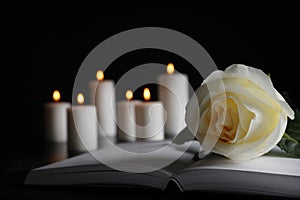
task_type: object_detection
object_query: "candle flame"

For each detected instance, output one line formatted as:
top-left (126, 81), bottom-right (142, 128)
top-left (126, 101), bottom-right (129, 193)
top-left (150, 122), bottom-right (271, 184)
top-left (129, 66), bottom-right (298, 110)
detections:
top-left (77, 93), bottom-right (84, 104)
top-left (126, 90), bottom-right (133, 100)
top-left (96, 70), bottom-right (104, 81)
top-left (167, 63), bottom-right (174, 74)
top-left (53, 90), bottom-right (61, 102)
top-left (143, 88), bottom-right (150, 101)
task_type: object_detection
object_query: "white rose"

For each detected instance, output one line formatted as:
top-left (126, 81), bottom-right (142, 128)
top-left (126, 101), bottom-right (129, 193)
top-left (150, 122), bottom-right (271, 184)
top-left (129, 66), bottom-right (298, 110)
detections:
top-left (185, 64), bottom-right (295, 161)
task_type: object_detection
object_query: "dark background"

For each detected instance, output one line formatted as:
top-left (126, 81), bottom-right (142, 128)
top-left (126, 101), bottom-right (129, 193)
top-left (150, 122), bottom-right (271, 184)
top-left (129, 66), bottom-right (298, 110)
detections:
top-left (2, 1), bottom-right (300, 199)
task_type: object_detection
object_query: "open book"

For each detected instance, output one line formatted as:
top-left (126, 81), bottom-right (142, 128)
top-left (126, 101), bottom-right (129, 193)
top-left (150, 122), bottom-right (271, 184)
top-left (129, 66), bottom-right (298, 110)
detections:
top-left (25, 139), bottom-right (300, 198)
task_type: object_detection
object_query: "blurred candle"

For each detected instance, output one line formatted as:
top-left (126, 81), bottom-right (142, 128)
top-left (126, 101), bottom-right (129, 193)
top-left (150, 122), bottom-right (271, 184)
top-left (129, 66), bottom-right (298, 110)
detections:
top-left (158, 63), bottom-right (189, 138)
top-left (44, 90), bottom-right (71, 143)
top-left (117, 90), bottom-right (141, 142)
top-left (89, 70), bottom-right (104, 104)
top-left (89, 70), bottom-right (117, 139)
top-left (67, 93), bottom-right (98, 154)
top-left (135, 88), bottom-right (165, 141)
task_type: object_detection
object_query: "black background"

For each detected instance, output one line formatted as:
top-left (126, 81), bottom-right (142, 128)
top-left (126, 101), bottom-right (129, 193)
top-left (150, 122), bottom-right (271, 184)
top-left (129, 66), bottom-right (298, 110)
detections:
top-left (2, 1), bottom-right (300, 199)
top-left (6, 0), bottom-right (300, 158)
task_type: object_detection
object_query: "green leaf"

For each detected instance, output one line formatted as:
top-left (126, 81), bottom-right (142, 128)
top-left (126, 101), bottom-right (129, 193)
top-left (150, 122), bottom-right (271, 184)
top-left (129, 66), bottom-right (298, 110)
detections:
top-left (277, 136), bottom-right (300, 158)
top-left (286, 130), bottom-right (300, 141)
top-left (277, 108), bottom-right (300, 158)
top-left (276, 90), bottom-right (300, 157)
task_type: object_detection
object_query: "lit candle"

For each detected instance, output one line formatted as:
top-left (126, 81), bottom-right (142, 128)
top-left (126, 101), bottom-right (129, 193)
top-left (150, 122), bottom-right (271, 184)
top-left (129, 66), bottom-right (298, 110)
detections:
top-left (117, 90), bottom-right (141, 142)
top-left (158, 63), bottom-right (189, 138)
top-left (135, 88), bottom-right (165, 141)
top-left (89, 70), bottom-right (104, 104)
top-left (89, 70), bottom-right (117, 139)
top-left (44, 90), bottom-right (71, 143)
top-left (67, 93), bottom-right (98, 154)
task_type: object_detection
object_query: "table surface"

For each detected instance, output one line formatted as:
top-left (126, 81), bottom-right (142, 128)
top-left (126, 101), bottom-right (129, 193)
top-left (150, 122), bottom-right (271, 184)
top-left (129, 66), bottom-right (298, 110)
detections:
top-left (0, 143), bottom-right (295, 200)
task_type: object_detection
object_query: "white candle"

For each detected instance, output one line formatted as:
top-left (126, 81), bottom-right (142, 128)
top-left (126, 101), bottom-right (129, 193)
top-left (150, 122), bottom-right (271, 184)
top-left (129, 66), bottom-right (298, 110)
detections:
top-left (89, 70), bottom-right (117, 138)
top-left (67, 93), bottom-right (98, 153)
top-left (158, 63), bottom-right (189, 138)
top-left (44, 90), bottom-right (71, 143)
top-left (117, 90), bottom-right (141, 142)
top-left (135, 88), bottom-right (165, 141)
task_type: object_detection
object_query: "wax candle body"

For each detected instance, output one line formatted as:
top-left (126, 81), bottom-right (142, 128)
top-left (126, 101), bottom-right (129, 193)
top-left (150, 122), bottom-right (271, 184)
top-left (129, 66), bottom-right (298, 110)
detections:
top-left (89, 80), bottom-right (117, 138)
top-left (117, 100), bottom-right (141, 142)
top-left (158, 73), bottom-right (189, 137)
top-left (67, 105), bottom-right (98, 153)
top-left (135, 102), bottom-right (165, 141)
top-left (44, 102), bottom-right (71, 143)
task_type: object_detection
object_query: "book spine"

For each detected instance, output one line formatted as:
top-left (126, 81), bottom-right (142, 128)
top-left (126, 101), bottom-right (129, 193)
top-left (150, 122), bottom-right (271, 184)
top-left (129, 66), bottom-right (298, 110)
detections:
top-left (162, 177), bottom-right (184, 192)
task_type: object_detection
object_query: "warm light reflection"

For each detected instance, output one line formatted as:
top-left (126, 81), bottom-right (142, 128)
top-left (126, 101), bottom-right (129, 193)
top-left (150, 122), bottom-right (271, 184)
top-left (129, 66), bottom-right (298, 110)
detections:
top-left (167, 63), bottom-right (175, 74)
top-left (126, 90), bottom-right (133, 100)
top-left (143, 88), bottom-right (151, 101)
top-left (53, 90), bottom-right (61, 102)
top-left (77, 93), bottom-right (84, 104)
top-left (96, 70), bottom-right (104, 81)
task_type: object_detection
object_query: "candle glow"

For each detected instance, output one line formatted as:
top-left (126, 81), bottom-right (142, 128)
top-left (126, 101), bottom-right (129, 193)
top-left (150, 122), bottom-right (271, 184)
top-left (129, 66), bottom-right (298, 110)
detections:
top-left (53, 90), bottom-right (61, 102)
top-left (126, 90), bottom-right (133, 100)
top-left (143, 88), bottom-right (151, 101)
top-left (77, 93), bottom-right (85, 104)
top-left (96, 70), bottom-right (104, 81)
top-left (167, 63), bottom-right (175, 75)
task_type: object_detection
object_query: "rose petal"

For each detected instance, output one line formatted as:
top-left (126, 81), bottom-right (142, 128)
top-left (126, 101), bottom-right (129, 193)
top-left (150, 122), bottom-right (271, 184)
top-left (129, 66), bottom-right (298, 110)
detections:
top-left (225, 64), bottom-right (294, 119)
top-left (217, 115), bottom-right (287, 161)
top-left (202, 64), bottom-right (294, 120)
top-left (186, 64), bottom-right (295, 161)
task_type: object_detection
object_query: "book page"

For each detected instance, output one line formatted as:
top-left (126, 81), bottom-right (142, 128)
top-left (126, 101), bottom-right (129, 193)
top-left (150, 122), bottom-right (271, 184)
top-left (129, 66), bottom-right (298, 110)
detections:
top-left (180, 146), bottom-right (300, 176)
top-left (35, 140), bottom-right (172, 171)
top-left (172, 146), bottom-right (300, 198)
top-left (25, 140), bottom-right (199, 189)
